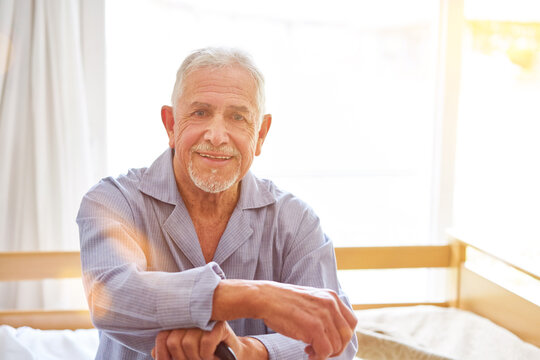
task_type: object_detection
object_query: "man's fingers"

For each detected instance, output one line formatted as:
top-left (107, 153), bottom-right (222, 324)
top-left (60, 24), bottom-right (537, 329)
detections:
top-left (330, 302), bottom-right (355, 356)
top-left (306, 340), bottom-right (332, 360)
top-left (198, 321), bottom-right (230, 359)
top-left (326, 316), bottom-right (345, 356)
top-left (304, 345), bottom-right (315, 359)
top-left (153, 323), bottom-right (239, 360)
top-left (306, 319), bottom-right (334, 360)
top-left (313, 299), bottom-right (344, 357)
top-left (166, 329), bottom-right (187, 360)
top-left (312, 290), bottom-right (352, 357)
top-left (329, 291), bottom-right (357, 356)
top-left (154, 331), bottom-right (172, 360)
top-left (181, 328), bottom-right (204, 359)
top-left (199, 332), bottom-right (218, 360)
top-left (333, 291), bottom-right (358, 329)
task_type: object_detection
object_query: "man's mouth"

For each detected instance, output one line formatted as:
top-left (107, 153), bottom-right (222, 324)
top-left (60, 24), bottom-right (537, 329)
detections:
top-left (198, 153), bottom-right (233, 160)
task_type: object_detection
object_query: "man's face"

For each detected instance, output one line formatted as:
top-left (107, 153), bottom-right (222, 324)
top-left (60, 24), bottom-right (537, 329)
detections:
top-left (162, 65), bottom-right (271, 194)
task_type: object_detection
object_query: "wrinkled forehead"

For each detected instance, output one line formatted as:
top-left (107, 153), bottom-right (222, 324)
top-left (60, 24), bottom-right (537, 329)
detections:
top-left (180, 65), bottom-right (259, 107)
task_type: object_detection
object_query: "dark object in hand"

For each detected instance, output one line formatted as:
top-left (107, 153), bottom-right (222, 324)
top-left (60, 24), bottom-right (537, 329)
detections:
top-left (215, 341), bottom-right (237, 360)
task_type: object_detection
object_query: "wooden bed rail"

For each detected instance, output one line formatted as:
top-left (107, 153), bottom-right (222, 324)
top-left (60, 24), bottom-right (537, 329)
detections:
top-left (0, 310), bottom-right (93, 330)
top-left (0, 244), bottom-right (456, 281)
top-left (0, 245), bottom-right (454, 276)
top-left (0, 244), bottom-right (457, 329)
top-left (0, 251), bottom-right (82, 281)
top-left (0, 251), bottom-right (91, 329)
top-left (334, 244), bottom-right (452, 270)
top-left (1, 240), bottom-right (538, 347)
top-left (334, 244), bottom-right (455, 310)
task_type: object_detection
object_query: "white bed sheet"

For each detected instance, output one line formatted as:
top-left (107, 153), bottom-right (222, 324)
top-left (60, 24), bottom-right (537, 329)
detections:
top-left (0, 325), bottom-right (98, 360)
top-left (354, 305), bottom-right (540, 360)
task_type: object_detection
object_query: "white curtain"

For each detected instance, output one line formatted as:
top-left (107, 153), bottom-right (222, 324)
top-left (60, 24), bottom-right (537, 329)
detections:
top-left (0, 0), bottom-right (105, 309)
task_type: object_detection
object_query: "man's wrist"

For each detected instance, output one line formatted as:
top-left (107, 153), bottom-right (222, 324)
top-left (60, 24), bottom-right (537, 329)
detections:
top-left (212, 279), bottom-right (266, 321)
top-left (239, 336), bottom-right (269, 360)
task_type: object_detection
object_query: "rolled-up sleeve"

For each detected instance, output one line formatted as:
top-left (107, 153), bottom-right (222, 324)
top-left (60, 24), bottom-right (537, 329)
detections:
top-left (77, 182), bottom-right (224, 354)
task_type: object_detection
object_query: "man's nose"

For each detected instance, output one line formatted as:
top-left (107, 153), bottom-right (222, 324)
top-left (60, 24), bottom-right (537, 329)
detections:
top-left (203, 115), bottom-right (229, 146)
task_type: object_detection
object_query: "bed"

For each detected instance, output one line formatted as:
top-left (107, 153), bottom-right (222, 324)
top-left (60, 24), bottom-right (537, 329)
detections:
top-left (1, 234), bottom-right (539, 359)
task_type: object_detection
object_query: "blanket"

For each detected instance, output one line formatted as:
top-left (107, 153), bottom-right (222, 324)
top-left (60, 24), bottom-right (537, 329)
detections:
top-left (354, 305), bottom-right (540, 360)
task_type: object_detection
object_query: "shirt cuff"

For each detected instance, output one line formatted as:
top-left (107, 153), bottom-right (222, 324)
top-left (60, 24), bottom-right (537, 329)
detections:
top-left (251, 333), bottom-right (307, 360)
top-left (156, 261), bottom-right (225, 330)
top-left (190, 262), bottom-right (226, 330)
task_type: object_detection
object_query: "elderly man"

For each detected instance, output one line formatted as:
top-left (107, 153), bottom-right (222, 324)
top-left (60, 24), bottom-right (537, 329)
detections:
top-left (77, 47), bottom-right (357, 360)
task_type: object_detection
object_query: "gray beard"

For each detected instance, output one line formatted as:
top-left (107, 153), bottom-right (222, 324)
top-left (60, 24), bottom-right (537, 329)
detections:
top-left (188, 160), bottom-right (241, 193)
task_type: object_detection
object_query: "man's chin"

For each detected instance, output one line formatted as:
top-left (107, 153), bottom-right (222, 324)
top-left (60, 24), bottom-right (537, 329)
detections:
top-left (189, 173), bottom-right (239, 194)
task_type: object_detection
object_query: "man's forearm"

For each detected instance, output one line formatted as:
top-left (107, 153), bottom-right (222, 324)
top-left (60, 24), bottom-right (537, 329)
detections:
top-left (211, 279), bottom-right (358, 359)
top-left (211, 279), bottom-right (264, 321)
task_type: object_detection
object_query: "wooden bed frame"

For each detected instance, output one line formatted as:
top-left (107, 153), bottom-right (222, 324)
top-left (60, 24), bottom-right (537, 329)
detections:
top-left (1, 235), bottom-right (539, 348)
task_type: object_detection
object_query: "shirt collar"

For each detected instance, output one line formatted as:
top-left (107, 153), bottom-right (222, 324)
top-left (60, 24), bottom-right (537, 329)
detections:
top-left (237, 169), bottom-right (276, 210)
top-left (138, 148), bottom-right (276, 209)
top-left (138, 148), bottom-right (181, 205)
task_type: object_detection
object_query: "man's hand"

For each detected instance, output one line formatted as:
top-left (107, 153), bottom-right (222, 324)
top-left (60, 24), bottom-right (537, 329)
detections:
top-left (259, 282), bottom-right (357, 360)
top-left (151, 321), bottom-right (268, 360)
top-left (213, 280), bottom-right (358, 360)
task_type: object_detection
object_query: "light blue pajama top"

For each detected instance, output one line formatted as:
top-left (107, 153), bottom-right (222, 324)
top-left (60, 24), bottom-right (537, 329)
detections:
top-left (77, 148), bottom-right (358, 359)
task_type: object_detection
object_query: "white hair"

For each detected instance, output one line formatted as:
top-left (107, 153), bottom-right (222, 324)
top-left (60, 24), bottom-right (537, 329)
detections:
top-left (171, 47), bottom-right (266, 122)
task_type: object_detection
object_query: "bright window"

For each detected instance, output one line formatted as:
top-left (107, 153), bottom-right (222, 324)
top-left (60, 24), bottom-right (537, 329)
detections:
top-left (453, 0), bottom-right (540, 276)
top-left (106, 0), bottom-right (441, 251)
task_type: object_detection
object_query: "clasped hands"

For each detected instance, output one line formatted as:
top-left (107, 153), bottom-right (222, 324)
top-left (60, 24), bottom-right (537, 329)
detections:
top-left (152, 280), bottom-right (357, 360)
top-left (152, 321), bottom-right (247, 360)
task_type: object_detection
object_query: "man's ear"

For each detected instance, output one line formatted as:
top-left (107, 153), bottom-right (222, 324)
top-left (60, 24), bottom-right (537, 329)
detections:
top-left (161, 105), bottom-right (175, 148)
top-left (255, 114), bottom-right (272, 156)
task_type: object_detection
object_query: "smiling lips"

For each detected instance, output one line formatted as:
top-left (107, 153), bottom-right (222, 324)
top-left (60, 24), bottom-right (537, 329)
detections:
top-left (191, 143), bottom-right (239, 163)
top-left (198, 152), bottom-right (233, 159)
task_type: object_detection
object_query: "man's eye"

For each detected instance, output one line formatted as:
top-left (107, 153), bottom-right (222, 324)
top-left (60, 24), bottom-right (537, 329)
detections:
top-left (192, 110), bottom-right (207, 117)
top-left (233, 114), bottom-right (245, 121)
